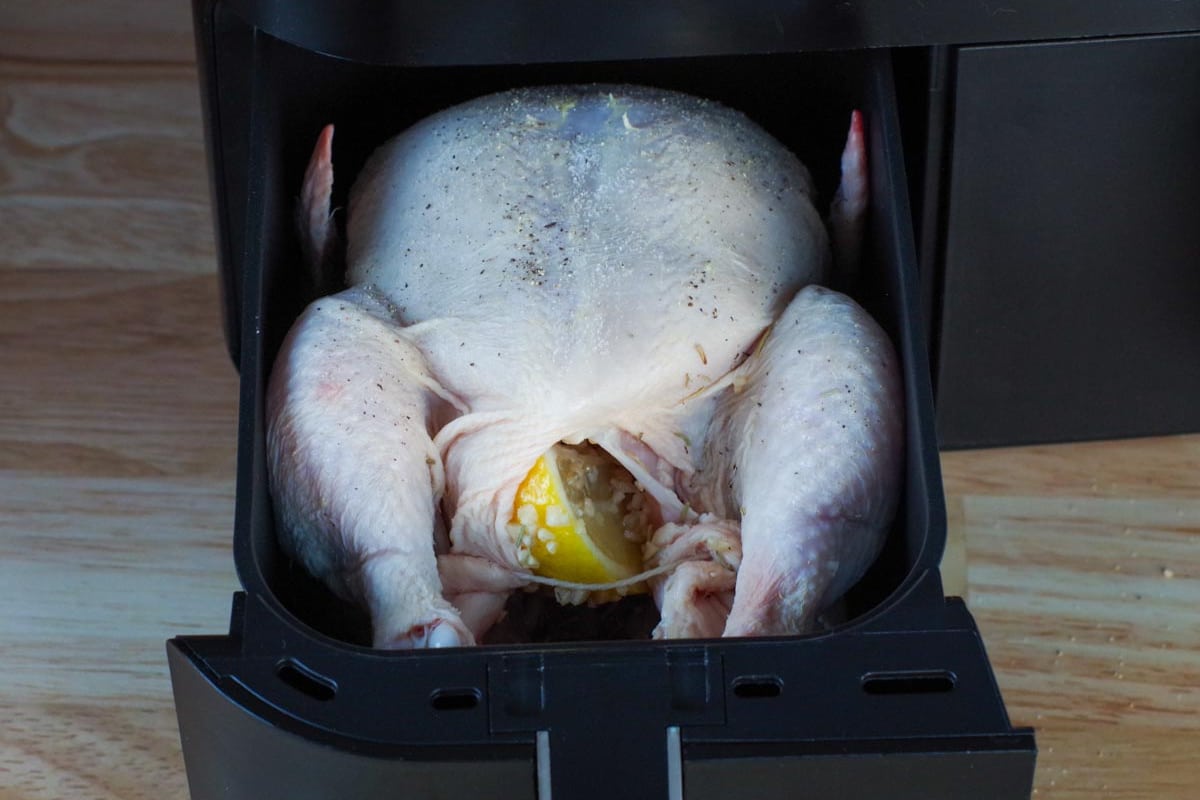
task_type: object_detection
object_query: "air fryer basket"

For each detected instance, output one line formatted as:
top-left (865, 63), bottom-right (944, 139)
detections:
top-left (171, 6), bottom-right (1035, 797)
top-left (237, 40), bottom-right (929, 647)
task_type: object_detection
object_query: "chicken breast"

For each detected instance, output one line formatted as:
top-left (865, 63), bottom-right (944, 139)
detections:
top-left (266, 85), bottom-right (903, 648)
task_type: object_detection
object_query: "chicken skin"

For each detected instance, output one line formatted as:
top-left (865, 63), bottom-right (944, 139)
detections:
top-left (266, 85), bottom-right (903, 648)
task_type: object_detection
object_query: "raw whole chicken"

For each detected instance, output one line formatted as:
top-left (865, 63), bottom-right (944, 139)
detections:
top-left (266, 85), bottom-right (903, 649)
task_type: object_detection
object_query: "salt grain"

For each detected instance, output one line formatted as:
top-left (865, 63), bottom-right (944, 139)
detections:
top-left (517, 503), bottom-right (538, 526)
top-left (545, 505), bottom-right (569, 527)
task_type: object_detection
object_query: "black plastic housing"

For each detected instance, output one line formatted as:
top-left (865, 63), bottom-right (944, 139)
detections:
top-left (933, 32), bottom-right (1200, 448)
top-left (172, 2), bottom-right (1036, 797)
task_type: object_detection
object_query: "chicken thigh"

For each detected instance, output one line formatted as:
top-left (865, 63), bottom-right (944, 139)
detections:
top-left (266, 85), bottom-right (903, 648)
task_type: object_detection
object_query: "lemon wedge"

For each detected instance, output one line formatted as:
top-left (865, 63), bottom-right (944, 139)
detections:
top-left (508, 443), bottom-right (648, 595)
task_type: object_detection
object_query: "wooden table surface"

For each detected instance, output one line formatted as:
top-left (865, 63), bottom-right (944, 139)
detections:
top-left (1, 4), bottom-right (1197, 798)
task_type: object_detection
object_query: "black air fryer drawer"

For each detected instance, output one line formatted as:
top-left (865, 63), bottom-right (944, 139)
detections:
top-left (171, 3), bottom-right (1035, 798)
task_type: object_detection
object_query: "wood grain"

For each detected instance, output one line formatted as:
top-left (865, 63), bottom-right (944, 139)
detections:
top-left (1, 9), bottom-right (1198, 799)
top-left (943, 440), bottom-right (1200, 799)
top-left (1, 53), bottom-right (238, 800)
top-left (0, 1), bottom-right (194, 64)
